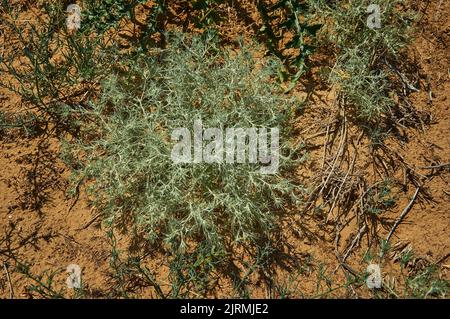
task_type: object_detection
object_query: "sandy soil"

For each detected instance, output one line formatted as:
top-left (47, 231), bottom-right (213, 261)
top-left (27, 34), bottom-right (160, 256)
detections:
top-left (0, 0), bottom-right (448, 298)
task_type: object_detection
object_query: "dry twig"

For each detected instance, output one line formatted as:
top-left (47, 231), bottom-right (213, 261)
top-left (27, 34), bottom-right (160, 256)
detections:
top-left (386, 187), bottom-right (420, 242)
top-left (3, 262), bottom-right (14, 299)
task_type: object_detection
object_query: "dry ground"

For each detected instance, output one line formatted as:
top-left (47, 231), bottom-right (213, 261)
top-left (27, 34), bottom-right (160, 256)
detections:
top-left (0, 0), bottom-right (448, 298)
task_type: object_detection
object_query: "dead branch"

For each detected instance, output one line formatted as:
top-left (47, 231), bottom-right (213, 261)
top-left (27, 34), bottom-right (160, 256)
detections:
top-left (3, 262), bottom-right (14, 299)
top-left (386, 187), bottom-right (421, 243)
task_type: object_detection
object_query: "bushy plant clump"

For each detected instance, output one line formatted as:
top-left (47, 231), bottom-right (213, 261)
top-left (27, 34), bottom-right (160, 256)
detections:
top-left (68, 34), bottom-right (303, 256)
top-left (311, 0), bottom-right (416, 119)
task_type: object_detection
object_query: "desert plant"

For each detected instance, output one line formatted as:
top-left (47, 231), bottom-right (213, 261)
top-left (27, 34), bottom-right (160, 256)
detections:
top-left (0, 1), bottom-right (153, 133)
top-left (257, 0), bottom-right (322, 89)
top-left (66, 33), bottom-right (304, 285)
top-left (310, 0), bottom-right (416, 119)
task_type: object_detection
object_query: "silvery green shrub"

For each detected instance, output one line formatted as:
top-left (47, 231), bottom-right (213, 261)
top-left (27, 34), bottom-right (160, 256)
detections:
top-left (68, 34), bottom-right (304, 255)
